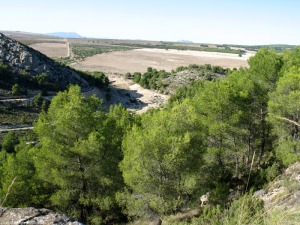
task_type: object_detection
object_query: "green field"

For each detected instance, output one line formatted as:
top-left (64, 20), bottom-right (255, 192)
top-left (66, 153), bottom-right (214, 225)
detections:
top-left (70, 43), bottom-right (135, 58)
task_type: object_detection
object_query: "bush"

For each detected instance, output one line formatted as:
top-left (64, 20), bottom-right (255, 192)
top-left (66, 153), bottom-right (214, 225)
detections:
top-left (0, 62), bottom-right (9, 77)
top-left (133, 72), bottom-right (142, 83)
top-left (34, 73), bottom-right (49, 86)
top-left (33, 93), bottom-right (44, 108)
top-left (1, 131), bottom-right (19, 153)
top-left (11, 84), bottom-right (22, 96)
top-left (125, 72), bottom-right (132, 79)
top-left (78, 71), bottom-right (109, 88)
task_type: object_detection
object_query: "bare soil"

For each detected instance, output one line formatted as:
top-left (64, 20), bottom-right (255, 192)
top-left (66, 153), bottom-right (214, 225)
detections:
top-left (72, 48), bottom-right (254, 113)
top-left (83, 74), bottom-right (169, 114)
top-left (29, 42), bottom-right (68, 58)
top-left (2, 32), bottom-right (255, 113)
top-left (72, 48), bottom-right (253, 74)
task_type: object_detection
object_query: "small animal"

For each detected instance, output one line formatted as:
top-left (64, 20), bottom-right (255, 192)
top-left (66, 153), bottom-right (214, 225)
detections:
top-left (200, 192), bottom-right (210, 207)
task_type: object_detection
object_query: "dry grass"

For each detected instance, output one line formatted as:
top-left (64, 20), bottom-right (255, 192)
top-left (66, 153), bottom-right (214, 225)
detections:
top-left (162, 208), bottom-right (201, 224)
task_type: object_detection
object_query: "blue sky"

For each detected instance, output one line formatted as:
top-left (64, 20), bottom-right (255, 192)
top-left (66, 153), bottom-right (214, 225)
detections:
top-left (0, 0), bottom-right (299, 45)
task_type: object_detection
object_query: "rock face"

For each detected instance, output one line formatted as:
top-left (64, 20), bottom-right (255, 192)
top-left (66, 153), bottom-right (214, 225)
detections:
top-left (0, 207), bottom-right (84, 225)
top-left (255, 162), bottom-right (300, 210)
top-left (0, 33), bottom-right (89, 89)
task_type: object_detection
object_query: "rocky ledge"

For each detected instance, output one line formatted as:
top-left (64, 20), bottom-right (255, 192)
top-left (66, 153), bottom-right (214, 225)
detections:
top-left (254, 162), bottom-right (300, 210)
top-left (0, 207), bottom-right (84, 225)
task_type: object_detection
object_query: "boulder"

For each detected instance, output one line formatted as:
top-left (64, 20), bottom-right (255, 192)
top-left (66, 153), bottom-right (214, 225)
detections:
top-left (0, 207), bottom-right (84, 225)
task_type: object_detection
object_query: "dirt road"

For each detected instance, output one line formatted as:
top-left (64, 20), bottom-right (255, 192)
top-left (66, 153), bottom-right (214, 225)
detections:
top-left (0, 126), bottom-right (33, 132)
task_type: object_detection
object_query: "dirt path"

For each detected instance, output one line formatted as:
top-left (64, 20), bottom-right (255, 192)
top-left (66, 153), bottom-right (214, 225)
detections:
top-left (0, 126), bottom-right (33, 132)
top-left (65, 38), bottom-right (70, 58)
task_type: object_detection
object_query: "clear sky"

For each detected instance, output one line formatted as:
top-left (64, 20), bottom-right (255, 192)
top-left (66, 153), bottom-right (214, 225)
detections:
top-left (0, 0), bottom-right (299, 45)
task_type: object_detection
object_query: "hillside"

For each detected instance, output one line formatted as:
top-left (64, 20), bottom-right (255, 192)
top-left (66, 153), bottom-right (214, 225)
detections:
top-left (1, 45), bottom-right (300, 224)
top-left (0, 33), bottom-right (89, 90)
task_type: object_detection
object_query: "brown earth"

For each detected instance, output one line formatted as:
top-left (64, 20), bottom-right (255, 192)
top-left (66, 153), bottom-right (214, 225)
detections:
top-left (83, 74), bottom-right (169, 114)
top-left (1, 31), bottom-right (254, 113)
top-left (72, 48), bottom-right (253, 74)
top-left (72, 48), bottom-right (254, 113)
top-left (29, 42), bottom-right (68, 58)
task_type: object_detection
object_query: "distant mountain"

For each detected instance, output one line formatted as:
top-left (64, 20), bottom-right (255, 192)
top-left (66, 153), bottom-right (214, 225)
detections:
top-left (46, 32), bottom-right (83, 38)
top-left (178, 40), bottom-right (193, 43)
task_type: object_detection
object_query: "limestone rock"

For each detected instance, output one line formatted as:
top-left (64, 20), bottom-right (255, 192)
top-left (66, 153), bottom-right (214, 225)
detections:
top-left (254, 162), bottom-right (300, 210)
top-left (0, 207), bottom-right (84, 225)
top-left (0, 33), bottom-right (89, 90)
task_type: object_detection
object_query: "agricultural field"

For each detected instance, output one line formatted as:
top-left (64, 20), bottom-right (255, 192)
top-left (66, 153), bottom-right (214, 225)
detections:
top-left (1, 31), bottom-right (68, 58)
top-left (70, 43), bottom-right (134, 59)
top-left (1, 30), bottom-right (64, 45)
top-left (2, 31), bottom-right (253, 72)
top-left (1, 31), bottom-right (255, 114)
top-left (72, 48), bottom-right (252, 74)
top-left (30, 42), bottom-right (68, 58)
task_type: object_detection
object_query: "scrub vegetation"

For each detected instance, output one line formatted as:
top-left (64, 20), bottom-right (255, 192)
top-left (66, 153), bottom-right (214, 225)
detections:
top-left (1, 47), bottom-right (300, 224)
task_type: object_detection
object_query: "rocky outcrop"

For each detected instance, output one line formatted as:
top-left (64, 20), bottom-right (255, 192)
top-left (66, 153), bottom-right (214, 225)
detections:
top-left (0, 207), bottom-right (84, 225)
top-left (162, 69), bottom-right (225, 94)
top-left (0, 33), bottom-right (89, 89)
top-left (254, 162), bottom-right (300, 210)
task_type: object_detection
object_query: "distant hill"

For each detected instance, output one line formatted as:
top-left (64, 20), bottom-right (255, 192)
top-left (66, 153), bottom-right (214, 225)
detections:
top-left (0, 33), bottom-right (89, 90)
top-left (0, 30), bottom-right (59, 39)
top-left (178, 40), bottom-right (193, 43)
top-left (46, 32), bottom-right (83, 38)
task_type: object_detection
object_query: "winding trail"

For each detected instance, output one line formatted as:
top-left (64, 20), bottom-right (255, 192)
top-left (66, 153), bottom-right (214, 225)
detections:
top-left (0, 88), bottom-right (95, 132)
top-left (0, 126), bottom-right (33, 132)
top-left (65, 38), bottom-right (71, 58)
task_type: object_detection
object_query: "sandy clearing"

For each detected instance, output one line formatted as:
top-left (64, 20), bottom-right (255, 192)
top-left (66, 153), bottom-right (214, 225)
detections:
top-left (107, 74), bottom-right (169, 113)
top-left (136, 48), bottom-right (255, 60)
top-left (29, 42), bottom-right (68, 58)
top-left (128, 83), bottom-right (169, 113)
top-left (72, 48), bottom-right (256, 113)
top-left (82, 74), bottom-right (169, 113)
top-left (73, 48), bottom-right (254, 74)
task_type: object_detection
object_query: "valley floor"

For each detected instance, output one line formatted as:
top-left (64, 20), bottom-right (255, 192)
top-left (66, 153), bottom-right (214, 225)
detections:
top-left (72, 48), bottom-right (252, 74)
top-left (72, 48), bottom-right (251, 112)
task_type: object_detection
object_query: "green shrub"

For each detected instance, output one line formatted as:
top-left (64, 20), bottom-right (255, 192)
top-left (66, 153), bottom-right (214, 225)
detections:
top-left (1, 131), bottom-right (19, 153)
top-left (11, 84), bottom-right (22, 96)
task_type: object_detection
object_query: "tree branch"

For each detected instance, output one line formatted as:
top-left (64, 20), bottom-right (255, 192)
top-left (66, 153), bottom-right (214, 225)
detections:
top-left (276, 116), bottom-right (300, 127)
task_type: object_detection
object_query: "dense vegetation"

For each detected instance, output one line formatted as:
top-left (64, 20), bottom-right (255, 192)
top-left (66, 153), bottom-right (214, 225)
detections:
top-left (226, 44), bottom-right (296, 53)
top-left (128, 64), bottom-right (228, 93)
top-left (0, 61), bottom-right (109, 96)
top-left (70, 43), bottom-right (134, 59)
top-left (76, 71), bottom-right (109, 89)
top-left (0, 47), bottom-right (300, 224)
top-left (126, 67), bottom-right (170, 90)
